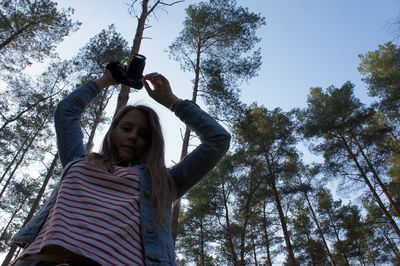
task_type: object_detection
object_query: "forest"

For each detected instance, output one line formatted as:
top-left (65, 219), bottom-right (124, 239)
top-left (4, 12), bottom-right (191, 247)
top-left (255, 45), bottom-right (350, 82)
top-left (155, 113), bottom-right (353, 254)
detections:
top-left (0, 0), bottom-right (399, 265)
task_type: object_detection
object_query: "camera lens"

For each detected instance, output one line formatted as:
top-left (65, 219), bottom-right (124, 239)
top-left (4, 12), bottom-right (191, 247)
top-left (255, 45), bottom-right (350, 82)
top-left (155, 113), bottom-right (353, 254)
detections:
top-left (126, 54), bottom-right (146, 80)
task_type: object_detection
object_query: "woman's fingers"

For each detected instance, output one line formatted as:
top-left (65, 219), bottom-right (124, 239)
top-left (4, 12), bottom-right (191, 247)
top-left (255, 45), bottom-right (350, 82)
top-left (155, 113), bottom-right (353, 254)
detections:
top-left (143, 78), bottom-right (152, 93)
top-left (143, 73), bottom-right (178, 107)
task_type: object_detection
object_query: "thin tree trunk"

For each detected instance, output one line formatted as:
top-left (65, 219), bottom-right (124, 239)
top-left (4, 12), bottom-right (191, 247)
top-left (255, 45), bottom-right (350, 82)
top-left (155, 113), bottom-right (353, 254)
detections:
top-left (0, 197), bottom-right (27, 240)
top-left (23, 154), bottom-right (59, 225)
top-left (0, 124), bottom-right (43, 200)
top-left (327, 210), bottom-right (351, 266)
top-left (239, 162), bottom-right (259, 265)
top-left (0, 89), bottom-right (61, 133)
top-left (199, 219), bottom-right (205, 266)
top-left (367, 249), bottom-right (377, 266)
top-left (299, 176), bottom-right (335, 266)
top-left (86, 89), bottom-right (111, 151)
top-left (251, 227), bottom-right (259, 266)
top-left (303, 192), bottom-right (336, 266)
top-left (262, 200), bottom-right (273, 266)
top-left (263, 145), bottom-right (296, 265)
top-left (114, 0), bottom-right (147, 113)
top-left (221, 179), bottom-right (238, 265)
top-left (1, 244), bottom-right (18, 266)
top-left (381, 225), bottom-right (400, 262)
top-left (0, 131), bottom-right (32, 184)
top-left (270, 177), bottom-right (296, 266)
top-left (305, 233), bottom-right (317, 266)
top-left (352, 137), bottom-right (400, 217)
top-left (171, 126), bottom-right (191, 244)
top-left (171, 45), bottom-right (202, 243)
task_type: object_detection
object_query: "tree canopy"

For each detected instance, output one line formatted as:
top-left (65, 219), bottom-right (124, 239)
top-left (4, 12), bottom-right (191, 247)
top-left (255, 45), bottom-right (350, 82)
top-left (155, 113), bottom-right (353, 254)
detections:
top-left (0, 0), bottom-right (80, 73)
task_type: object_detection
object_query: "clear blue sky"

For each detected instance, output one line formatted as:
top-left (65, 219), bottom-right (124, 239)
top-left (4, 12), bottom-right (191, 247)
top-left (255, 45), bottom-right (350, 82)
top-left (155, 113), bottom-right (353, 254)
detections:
top-left (239, 1), bottom-right (399, 110)
top-left (52, 0), bottom-right (399, 164)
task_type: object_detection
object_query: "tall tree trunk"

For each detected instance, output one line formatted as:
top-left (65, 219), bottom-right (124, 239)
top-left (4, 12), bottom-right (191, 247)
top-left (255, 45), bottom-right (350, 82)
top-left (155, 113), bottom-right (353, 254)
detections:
top-left (305, 233), bottom-right (317, 266)
top-left (86, 88), bottom-right (111, 151)
top-left (114, 0), bottom-right (147, 113)
top-left (171, 127), bottom-right (191, 244)
top-left (199, 219), bottom-right (205, 266)
top-left (262, 200), bottom-right (273, 266)
top-left (1, 244), bottom-right (18, 266)
top-left (250, 227), bottom-right (259, 266)
top-left (367, 250), bottom-right (377, 266)
top-left (269, 177), bottom-right (296, 266)
top-left (303, 192), bottom-right (336, 266)
top-left (221, 179), bottom-right (238, 265)
top-left (239, 162), bottom-right (259, 265)
top-left (326, 210), bottom-right (351, 266)
top-left (340, 136), bottom-right (400, 237)
top-left (171, 45), bottom-right (201, 243)
top-left (298, 176), bottom-right (336, 266)
top-left (352, 137), bottom-right (400, 217)
top-left (115, 0), bottom-right (185, 112)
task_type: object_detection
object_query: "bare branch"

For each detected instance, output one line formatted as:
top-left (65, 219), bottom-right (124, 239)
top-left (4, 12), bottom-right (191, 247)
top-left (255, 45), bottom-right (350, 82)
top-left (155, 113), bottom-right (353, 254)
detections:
top-left (159, 0), bottom-right (185, 7)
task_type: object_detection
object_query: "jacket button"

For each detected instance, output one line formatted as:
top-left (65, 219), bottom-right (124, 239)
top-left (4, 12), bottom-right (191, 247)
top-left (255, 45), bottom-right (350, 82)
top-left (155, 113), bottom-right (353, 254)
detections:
top-left (144, 191), bottom-right (151, 197)
top-left (147, 226), bottom-right (155, 233)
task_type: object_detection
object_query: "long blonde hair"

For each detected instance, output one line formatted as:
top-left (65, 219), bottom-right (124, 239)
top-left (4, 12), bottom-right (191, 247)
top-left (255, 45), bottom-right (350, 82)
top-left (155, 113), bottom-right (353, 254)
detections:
top-left (87, 105), bottom-right (176, 223)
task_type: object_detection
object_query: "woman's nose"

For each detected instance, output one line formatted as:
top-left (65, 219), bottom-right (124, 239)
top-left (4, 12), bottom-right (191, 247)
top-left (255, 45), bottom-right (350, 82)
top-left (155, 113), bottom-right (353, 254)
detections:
top-left (128, 130), bottom-right (138, 141)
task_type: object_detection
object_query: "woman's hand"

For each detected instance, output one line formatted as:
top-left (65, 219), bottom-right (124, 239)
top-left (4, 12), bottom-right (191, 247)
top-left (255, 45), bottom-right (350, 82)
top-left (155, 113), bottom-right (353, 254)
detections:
top-left (94, 69), bottom-right (119, 89)
top-left (143, 73), bottom-right (179, 108)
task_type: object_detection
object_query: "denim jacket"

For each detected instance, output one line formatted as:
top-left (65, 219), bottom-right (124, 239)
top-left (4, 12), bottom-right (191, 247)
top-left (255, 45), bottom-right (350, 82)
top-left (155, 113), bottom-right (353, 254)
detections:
top-left (11, 81), bottom-right (231, 265)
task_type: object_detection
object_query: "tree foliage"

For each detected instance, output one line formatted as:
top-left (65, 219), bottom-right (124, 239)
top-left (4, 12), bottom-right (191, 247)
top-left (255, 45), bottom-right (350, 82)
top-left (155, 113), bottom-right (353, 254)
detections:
top-left (0, 0), bottom-right (80, 73)
top-left (299, 82), bottom-right (400, 236)
top-left (168, 0), bottom-right (265, 122)
top-left (358, 42), bottom-right (400, 118)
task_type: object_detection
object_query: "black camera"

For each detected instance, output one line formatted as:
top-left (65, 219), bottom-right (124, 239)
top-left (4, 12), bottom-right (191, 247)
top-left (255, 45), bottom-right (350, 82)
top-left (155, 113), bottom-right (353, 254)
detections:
top-left (106, 53), bottom-right (146, 89)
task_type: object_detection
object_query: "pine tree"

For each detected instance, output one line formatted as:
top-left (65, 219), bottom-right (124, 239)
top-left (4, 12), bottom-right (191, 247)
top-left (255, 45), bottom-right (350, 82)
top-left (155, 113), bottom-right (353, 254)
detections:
top-left (299, 82), bottom-right (400, 236)
top-left (235, 105), bottom-right (300, 266)
top-left (168, 0), bottom-right (265, 243)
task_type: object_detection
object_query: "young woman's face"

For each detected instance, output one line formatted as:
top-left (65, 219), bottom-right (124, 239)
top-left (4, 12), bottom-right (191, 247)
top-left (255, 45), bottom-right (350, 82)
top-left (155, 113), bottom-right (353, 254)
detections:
top-left (114, 109), bottom-right (150, 163)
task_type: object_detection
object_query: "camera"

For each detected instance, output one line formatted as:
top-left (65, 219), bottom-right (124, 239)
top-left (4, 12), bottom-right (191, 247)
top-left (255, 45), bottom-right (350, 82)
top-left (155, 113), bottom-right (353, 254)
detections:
top-left (106, 53), bottom-right (146, 89)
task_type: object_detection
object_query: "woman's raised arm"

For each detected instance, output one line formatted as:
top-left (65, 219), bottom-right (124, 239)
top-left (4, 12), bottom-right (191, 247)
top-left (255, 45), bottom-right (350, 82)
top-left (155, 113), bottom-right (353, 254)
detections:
top-left (54, 70), bottom-right (117, 167)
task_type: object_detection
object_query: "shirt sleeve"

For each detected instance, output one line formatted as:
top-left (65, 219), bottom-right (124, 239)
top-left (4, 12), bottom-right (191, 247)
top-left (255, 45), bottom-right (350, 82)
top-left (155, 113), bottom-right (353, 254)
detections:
top-left (54, 81), bottom-right (101, 168)
top-left (169, 100), bottom-right (231, 198)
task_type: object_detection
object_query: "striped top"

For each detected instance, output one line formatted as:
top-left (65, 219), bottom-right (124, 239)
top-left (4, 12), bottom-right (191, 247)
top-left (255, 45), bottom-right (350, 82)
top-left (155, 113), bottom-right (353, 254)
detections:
top-left (21, 161), bottom-right (145, 266)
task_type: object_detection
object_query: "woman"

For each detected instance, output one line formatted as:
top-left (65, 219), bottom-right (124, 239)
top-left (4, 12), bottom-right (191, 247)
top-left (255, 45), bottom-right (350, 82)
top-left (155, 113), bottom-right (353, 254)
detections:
top-left (11, 69), bottom-right (231, 265)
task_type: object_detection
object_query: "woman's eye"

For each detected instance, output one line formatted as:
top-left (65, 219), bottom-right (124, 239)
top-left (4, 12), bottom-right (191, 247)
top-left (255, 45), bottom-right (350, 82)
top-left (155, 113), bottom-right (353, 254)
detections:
top-left (139, 131), bottom-right (150, 139)
top-left (122, 127), bottom-right (131, 132)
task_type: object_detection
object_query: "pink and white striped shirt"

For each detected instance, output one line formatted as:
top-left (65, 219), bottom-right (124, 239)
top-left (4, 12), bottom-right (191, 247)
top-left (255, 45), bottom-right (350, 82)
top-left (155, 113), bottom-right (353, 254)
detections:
top-left (21, 161), bottom-right (145, 265)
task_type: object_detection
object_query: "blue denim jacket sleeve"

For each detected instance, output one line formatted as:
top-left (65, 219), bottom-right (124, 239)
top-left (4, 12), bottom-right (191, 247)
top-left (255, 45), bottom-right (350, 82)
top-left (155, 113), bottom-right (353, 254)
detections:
top-left (169, 100), bottom-right (231, 198)
top-left (54, 81), bottom-right (101, 167)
